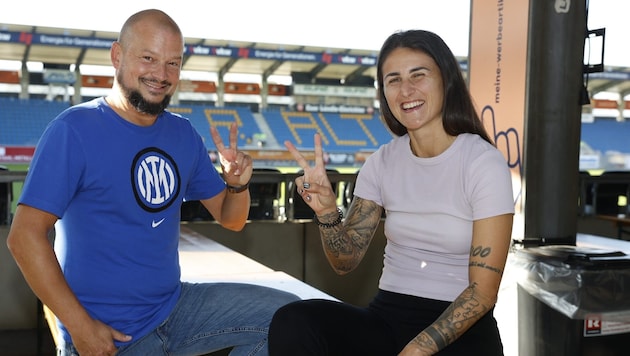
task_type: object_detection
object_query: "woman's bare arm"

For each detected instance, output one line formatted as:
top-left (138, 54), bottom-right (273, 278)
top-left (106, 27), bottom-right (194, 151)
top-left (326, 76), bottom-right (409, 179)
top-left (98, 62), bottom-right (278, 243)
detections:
top-left (400, 213), bottom-right (513, 355)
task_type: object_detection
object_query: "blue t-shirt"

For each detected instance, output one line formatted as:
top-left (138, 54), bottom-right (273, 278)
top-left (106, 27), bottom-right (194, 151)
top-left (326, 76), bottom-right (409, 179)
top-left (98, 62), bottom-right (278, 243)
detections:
top-left (19, 97), bottom-right (225, 345)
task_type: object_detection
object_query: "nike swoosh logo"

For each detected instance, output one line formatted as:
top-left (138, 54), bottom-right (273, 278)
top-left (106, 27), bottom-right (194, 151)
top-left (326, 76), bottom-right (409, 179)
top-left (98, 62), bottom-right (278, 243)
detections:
top-left (152, 218), bottom-right (165, 228)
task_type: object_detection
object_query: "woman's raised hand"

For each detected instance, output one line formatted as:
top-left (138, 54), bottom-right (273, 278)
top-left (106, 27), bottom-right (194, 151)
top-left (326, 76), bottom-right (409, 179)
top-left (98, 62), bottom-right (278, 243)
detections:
top-left (285, 133), bottom-right (337, 215)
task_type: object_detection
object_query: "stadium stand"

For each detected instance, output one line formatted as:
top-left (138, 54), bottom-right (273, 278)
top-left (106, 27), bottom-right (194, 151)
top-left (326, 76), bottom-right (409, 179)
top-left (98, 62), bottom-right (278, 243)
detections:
top-left (169, 105), bottom-right (263, 149)
top-left (260, 109), bottom-right (392, 153)
top-left (0, 98), bottom-right (69, 146)
top-left (581, 118), bottom-right (630, 154)
top-left (3, 97), bottom-right (630, 159)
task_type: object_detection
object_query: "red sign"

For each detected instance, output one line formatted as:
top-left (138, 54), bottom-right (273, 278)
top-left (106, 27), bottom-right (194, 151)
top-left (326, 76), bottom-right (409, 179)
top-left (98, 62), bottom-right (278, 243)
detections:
top-left (0, 146), bottom-right (35, 163)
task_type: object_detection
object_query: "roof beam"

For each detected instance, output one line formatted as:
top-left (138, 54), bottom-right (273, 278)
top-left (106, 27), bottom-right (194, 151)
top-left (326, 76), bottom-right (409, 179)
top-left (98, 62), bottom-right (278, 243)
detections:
top-left (74, 31), bottom-right (95, 69)
top-left (344, 65), bottom-right (370, 84)
top-left (20, 26), bottom-right (36, 64)
top-left (182, 38), bottom-right (205, 67)
top-left (309, 49), bottom-right (351, 79)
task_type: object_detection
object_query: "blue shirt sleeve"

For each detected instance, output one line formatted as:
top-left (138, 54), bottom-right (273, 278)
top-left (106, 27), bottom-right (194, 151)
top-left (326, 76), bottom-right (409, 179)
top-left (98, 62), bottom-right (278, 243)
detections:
top-left (19, 118), bottom-right (85, 218)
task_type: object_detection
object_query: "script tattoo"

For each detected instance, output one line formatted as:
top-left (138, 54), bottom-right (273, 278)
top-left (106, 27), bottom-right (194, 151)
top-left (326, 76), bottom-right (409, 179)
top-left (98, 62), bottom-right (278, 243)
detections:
top-left (470, 261), bottom-right (503, 274)
top-left (469, 244), bottom-right (503, 275)
top-left (320, 197), bottom-right (381, 274)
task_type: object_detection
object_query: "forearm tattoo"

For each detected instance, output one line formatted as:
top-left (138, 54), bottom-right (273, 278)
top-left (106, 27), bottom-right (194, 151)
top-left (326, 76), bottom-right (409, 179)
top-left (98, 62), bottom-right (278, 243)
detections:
top-left (319, 198), bottom-right (380, 273)
top-left (411, 282), bottom-right (490, 352)
top-left (409, 244), bottom-right (502, 351)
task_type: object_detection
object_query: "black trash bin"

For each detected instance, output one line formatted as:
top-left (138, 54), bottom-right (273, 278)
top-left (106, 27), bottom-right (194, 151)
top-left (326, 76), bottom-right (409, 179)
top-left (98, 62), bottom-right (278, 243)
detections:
top-left (514, 244), bottom-right (630, 356)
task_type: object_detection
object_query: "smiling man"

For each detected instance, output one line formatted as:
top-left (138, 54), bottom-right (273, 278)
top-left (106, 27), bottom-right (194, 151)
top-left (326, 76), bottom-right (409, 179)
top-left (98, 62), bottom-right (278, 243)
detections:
top-left (6, 9), bottom-right (298, 356)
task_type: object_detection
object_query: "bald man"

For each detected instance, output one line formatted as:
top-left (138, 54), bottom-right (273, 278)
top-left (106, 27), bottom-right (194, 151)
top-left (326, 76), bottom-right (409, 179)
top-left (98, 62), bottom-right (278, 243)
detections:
top-left (7, 9), bottom-right (298, 356)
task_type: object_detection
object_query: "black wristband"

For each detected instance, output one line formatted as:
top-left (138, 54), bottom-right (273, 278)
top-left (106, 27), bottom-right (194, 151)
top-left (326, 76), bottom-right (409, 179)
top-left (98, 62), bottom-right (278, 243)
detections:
top-left (226, 181), bottom-right (250, 193)
top-left (314, 208), bottom-right (343, 228)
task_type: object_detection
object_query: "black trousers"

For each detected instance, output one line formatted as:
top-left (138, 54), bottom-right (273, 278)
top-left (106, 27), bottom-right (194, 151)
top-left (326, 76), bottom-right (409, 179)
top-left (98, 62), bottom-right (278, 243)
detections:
top-left (269, 289), bottom-right (503, 356)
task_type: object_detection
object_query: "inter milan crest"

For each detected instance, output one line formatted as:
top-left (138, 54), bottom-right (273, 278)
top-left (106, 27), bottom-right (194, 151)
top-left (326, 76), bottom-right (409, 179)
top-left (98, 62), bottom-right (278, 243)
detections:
top-left (131, 147), bottom-right (181, 212)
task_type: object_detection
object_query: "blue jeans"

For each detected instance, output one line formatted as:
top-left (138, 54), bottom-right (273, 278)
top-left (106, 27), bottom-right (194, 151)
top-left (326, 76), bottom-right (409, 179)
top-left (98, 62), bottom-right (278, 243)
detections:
top-left (58, 282), bottom-right (300, 356)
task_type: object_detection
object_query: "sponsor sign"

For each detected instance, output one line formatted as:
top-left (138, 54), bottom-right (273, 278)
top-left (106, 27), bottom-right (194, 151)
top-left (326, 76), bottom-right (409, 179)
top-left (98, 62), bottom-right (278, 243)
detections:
top-left (469, 0), bottom-right (530, 212)
top-left (43, 69), bottom-right (76, 84)
top-left (584, 316), bottom-right (630, 337)
top-left (293, 84), bottom-right (376, 98)
top-left (0, 146), bottom-right (35, 163)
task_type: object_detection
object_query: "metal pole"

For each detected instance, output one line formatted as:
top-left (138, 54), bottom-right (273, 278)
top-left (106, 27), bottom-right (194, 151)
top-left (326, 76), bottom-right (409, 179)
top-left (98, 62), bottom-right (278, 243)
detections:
top-left (522, 0), bottom-right (587, 245)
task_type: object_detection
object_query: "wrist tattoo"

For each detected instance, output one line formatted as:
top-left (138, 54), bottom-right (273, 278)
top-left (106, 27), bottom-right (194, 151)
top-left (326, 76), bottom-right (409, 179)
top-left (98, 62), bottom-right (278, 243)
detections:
top-left (423, 326), bottom-right (449, 351)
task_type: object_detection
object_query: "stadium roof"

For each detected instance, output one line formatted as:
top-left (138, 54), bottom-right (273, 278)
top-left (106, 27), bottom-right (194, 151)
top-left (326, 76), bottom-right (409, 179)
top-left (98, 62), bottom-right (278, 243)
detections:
top-left (1, 23), bottom-right (630, 98)
top-left (0, 23), bottom-right (379, 84)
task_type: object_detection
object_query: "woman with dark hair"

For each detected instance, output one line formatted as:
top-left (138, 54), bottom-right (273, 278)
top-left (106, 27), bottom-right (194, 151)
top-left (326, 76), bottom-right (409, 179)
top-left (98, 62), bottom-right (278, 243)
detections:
top-left (377, 30), bottom-right (491, 142)
top-left (269, 30), bottom-right (514, 355)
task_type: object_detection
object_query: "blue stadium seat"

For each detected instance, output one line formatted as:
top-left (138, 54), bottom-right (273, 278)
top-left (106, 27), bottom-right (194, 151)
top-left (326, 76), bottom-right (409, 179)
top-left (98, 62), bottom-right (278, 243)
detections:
top-left (261, 110), bottom-right (392, 153)
top-left (169, 105), bottom-right (261, 150)
top-left (581, 118), bottom-right (630, 154)
top-left (0, 98), bottom-right (68, 146)
top-left (8, 99), bottom-right (630, 167)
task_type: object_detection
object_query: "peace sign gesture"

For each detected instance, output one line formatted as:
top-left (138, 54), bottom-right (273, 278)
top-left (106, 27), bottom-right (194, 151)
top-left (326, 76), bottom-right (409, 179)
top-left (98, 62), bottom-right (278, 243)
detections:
top-left (210, 122), bottom-right (253, 186)
top-left (285, 133), bottom-right (337, 216)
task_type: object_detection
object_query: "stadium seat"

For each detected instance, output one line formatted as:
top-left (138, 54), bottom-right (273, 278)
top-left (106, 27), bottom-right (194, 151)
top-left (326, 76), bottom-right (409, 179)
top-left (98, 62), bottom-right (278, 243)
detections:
top-left (286, 168), bottom-right (340, 221)
top-left (180, 199), bottom-right (214, 222)
top-left (0, 98), bottom-right (68, 146)
top-left (578, 170), bottom-right (594, 216)
top-left (248, 167), bottom-right (282, 220)
top-left (0, 165), bottom-right (11, 225)
top-left (593, 171), bottom-right (630, 215)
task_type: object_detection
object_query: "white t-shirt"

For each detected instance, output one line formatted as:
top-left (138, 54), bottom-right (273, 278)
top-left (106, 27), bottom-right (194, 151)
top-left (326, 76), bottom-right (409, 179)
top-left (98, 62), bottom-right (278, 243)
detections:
top-left (354, 133), bottom-right (515, 301)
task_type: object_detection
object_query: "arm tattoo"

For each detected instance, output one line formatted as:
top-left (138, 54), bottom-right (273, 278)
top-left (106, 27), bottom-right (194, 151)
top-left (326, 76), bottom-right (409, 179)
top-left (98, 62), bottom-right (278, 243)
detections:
top-left (410, 282), bottom-right (491, 353)
top-left (470, 245), bottom-right (492, 258)
top-left (319, 197), bottom-right (381, 273)
top-left (469, 244), bottom-right (503, 275)
top-left (411, 332), bottom-right (439, 353)
top-left (469, 261), bottom-right (503, 274)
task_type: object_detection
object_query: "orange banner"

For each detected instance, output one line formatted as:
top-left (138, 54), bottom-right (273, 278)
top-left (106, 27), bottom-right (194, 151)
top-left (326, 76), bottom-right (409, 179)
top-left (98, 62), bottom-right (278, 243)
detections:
top-left (469, 0), bottom-right (530, 212)
top-left (0, 70), bottom-right (20, 84)
top-left (224, 82), bottom-right (261, 95)
top-left (268, 83), bottom-right (288, 96)
top-left (592, 99), bottom-right (621, 109)
top-left (192, 80), bottom-right (217, 93)
top-left (178, 80), bottom-right (217, 93)
top-left (82, 75), bottom-right (113, 88)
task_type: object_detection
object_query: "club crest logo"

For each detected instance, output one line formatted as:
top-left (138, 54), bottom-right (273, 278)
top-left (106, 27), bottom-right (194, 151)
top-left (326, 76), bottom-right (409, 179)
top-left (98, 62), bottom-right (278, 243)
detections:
top-left (131, 147), bottom-right (181, 212)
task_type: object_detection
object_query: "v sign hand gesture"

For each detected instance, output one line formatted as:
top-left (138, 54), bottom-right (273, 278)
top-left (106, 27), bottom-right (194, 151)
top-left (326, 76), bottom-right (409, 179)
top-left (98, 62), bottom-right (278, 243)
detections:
top-left (210, 122), bottom-right (253, 187)
top-left (285, 133), bottom-right (337, 216)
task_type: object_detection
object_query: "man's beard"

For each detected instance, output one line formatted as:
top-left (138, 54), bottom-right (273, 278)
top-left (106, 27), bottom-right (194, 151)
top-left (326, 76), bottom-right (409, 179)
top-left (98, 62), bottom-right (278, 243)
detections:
top-left (119, 77), bottom-right (172, 116)
top-left (128, 90), bottom-right (171, 116)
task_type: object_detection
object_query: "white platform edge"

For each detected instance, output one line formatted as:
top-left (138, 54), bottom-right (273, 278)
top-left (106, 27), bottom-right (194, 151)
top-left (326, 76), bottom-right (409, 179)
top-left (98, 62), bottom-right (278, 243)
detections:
top-left (178, 226), bottom-right (338, 301)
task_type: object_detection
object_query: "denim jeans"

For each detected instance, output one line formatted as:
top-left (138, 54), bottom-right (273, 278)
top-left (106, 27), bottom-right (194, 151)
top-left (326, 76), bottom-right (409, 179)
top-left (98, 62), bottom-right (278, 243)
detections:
top-left (57, 282), bottom-right (300, 356)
